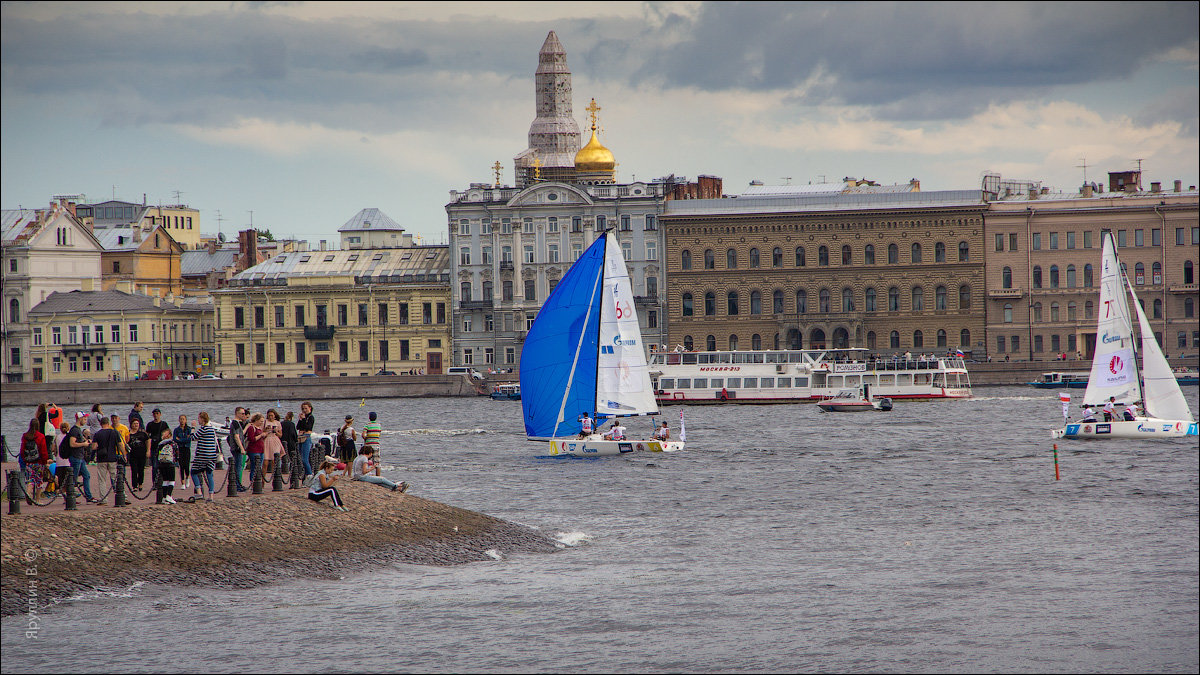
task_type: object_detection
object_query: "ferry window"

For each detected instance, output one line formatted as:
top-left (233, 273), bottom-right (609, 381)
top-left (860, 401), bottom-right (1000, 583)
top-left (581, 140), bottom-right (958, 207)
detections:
top-left (681, 249), bottom-right (691, 270)
top-left (760, 378), bottom-right (774, 388)
top-left (704, 249), bottom-right (715, 269)
top-left (750, 291), bottom-right (762, 314)
top-left (865, 287), bottom-right (877, 312)
top-left (743, 378), bottom-right (757, 387)
top-left (795, 246), bottom-right (806, 266)
top-left (818, 246), bottom-right (829, 266)
top-left (704, 292), bottom-right (716, 315)
top-left (959, 285), bottom-right (971, 309)
top-left (660, 378), bottom-right (674, 389)
top-left (772, 247), bottom-right (783, 267)
top-left (682, 293), bottom-right (694, 316)
top-left (841, 245), bottom-right (852, 265)
top-left (773, 290), bottom-right (784, 313)
top-left (706, 335), bottom-right (716, 350)
top-left (710, 378), bottom-right (723, 388)
top-left (727, 378), bottom-right (741, 388)
top-left (911, 243), bottom-right (922, 263)
top-left (958, 241), bottom-right (969, 261)
top-left (794, 377), bottom-right (809, 388)
top-left (777, 377), bottom-right (790, 388)
top-left (935, 242), bottom-right (946, 262)
top-left (677, 379), bottom-right (691, 389)
top-left (888, 244), bottom-right (899, 264)
top-left (693, 378), bottom-right (707, 388)
top-left (890, 330), bottom-right (900, 348)
top-left (727, 248), bottom-right (737, 268)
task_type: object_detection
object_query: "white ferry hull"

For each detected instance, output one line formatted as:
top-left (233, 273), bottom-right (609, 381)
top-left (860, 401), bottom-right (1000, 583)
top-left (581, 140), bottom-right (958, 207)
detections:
top-left (546, 437), bottom-right (682, 457)
top-left (1052, 419), bottom-right (1199, 440)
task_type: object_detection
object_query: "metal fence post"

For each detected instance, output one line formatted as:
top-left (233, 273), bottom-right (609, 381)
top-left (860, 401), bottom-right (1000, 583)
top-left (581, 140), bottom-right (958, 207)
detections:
top-left (63, 465), bottom-right (77, 511)
top-left (114, 462), bottom-right (127, 507)
top-left (272, 452), bottom-right (284, 491)
top-left (7, 471), bottom-right (21, 515)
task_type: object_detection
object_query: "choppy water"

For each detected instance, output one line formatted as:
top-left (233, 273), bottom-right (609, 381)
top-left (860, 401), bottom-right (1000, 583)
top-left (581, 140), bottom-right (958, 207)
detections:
top-left (3, 387), bottom-right (1198, 673)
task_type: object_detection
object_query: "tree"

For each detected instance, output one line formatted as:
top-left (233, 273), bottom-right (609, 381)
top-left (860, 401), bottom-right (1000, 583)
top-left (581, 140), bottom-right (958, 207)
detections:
top-left (256, 228), bottom-right (275, 242)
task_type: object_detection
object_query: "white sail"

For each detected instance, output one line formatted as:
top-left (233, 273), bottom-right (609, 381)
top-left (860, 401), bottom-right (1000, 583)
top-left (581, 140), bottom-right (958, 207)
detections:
top-left (596, 232), bottom-right (658, 417)
top-left (1083, 232), bottom-right (1139, 406)
top-left (1127, 275), bottom-right (1194, 422)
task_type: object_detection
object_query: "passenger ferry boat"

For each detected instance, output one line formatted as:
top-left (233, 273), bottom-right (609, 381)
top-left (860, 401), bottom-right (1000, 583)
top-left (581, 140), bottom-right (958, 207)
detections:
top-left (648, 348), bottom-right (971, 405)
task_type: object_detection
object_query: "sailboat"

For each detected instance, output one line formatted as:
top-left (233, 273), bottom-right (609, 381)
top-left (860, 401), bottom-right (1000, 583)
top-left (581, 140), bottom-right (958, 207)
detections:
top-left (1053, 231), bottom-right (1197, 440)
top-left (520, 230), bottom-right (684, 456)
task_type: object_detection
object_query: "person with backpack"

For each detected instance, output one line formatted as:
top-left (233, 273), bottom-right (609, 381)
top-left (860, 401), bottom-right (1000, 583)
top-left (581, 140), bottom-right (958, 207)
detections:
top-left (127, 417), bottom-right (150, 492)
top-left (155, 428), bottom-right (179, 504)
top-left (19, 418), bottom-right (48, 504)
top-left (337, 415), bottom-right (356, 477)
top-left (58, 421), bottom-right (95, 503)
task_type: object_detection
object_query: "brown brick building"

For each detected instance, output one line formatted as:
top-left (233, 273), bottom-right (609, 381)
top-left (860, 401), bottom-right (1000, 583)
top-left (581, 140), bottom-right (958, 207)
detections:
top-left (661, 187), bottom-right (988, 355)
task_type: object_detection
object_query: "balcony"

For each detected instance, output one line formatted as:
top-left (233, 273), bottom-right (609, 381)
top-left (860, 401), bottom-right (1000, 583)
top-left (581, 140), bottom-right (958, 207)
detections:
top-left (634, 294), bottom-right (659, 306)
top-left (1169, 282), bottom-right (1198, 294)
top-left (303, 325), bottom-right (335, 340)
top-left (459, 299), bottom-right (494, 310)
top-left (499, 261), bottom-right (514, 271)
top-left (988, 287), bottom-right (1024, 298)
top-left (61, 343), bottom-right (108, 354)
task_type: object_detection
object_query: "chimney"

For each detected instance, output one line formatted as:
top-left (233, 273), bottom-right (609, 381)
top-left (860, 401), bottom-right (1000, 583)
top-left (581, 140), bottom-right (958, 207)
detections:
top-left (1041, 187), bottom-right (1050, 195)
top-left (1175, 180), bottom-right (1183, 193)
top-left (1151, 181), bottom-right (1161, 193)
top-left (319, 240), bottom-right (327, 251)
top-left (909, 178), bottom-right (920, 191)
top-left (81, 278), bottom-right (95, 292)
top-left (1081, 184), bottom-right (1094, 198)
top-left (207, 239), bottom-right (217, 254)
top-left (1029, 187), bottom-right (1038, 199)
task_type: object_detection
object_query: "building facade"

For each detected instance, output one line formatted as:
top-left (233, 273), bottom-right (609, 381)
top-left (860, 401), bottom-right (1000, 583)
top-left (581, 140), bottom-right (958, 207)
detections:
top-left (1, 202), bottom-right (104, 382)
top-left (75, 199), bottom-right (202, 251)
top-left (212, 213), bottom-right (451, 378)
top-left (984, 179), bottom-right (1199, 361)
top-left (661, 188), bottom-right (988, 356)
top-left (26, 290), bottom-right (214, 382)
top-left (98, 223), bottom-right (184, 298)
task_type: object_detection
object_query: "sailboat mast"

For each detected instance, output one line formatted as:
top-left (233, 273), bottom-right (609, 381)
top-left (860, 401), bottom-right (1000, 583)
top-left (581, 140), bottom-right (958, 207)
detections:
top-left (1121, 268), bottom-right (1145, 403)
top-left (591, 231), bottom-right (608, 419)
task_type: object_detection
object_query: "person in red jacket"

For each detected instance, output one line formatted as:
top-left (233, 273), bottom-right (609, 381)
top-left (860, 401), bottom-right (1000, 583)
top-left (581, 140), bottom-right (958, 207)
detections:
top-left (19, 418), bottom-right (49, 503)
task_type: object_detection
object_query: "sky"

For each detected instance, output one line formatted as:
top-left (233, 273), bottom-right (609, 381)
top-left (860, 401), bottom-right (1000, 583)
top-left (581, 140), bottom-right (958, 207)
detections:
top-left (2, 1), bottom-right (1198, 247)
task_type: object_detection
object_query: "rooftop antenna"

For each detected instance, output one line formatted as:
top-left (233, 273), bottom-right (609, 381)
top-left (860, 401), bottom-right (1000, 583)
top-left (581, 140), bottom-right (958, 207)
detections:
top-left (1076, 157), bottom-right (1089, 185)
top-left (171, 190), bottom-right (184, 205)
top-left (215, 210), bottom-right (225, 239)
top-left (780, 177), bottom-right (793, 185)
top-left (1133, 158), bottom-right (1145, 190)
top-left (247, 210), bottom-right (254, 230)
top-left (818, 175), bottom-right (826, 183)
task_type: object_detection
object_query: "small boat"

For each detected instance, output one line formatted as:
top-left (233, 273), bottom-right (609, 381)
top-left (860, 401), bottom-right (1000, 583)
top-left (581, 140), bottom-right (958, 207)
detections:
top-left (1029, 372), bottom-right (1090, 389)
top-left (1052, 231), bottom-right (1197, 440)
top-left (817, 384), bottom-right (892, 412)
top-left (520, 230), bottom-right (683, 456)
top-left (489, 383), bottom-right (521, 401)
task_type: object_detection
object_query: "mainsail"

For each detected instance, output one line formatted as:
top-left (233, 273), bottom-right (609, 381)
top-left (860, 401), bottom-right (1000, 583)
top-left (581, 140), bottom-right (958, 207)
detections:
top-left (1127, 275), bottom-right (1194, 422)
top-left (1083, 232), bottom-right (1139, 406)
top-left (520, 231), bottom-right (659, 440)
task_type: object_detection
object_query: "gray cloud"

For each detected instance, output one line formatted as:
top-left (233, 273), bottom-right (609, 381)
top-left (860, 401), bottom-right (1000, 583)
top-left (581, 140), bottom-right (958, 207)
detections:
top-left (1136, 87), bottom-right (1200, 136)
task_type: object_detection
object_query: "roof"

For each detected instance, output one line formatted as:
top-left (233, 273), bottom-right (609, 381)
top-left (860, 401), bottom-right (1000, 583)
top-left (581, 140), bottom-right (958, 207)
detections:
top-left (181, 249), bottom-right (238, 277)
top-left (95, 226), bottom-right (142, 251)
top-left (1, 209), bottom-right (41, 244)
top-left (338, 208), bottom-right (404, 232)
top-left (665, 190), bottom-right (985, 217)
top-left (229, 245), bottom-right (449, 287)
top-left (28, 290), bottom-right (210, 316)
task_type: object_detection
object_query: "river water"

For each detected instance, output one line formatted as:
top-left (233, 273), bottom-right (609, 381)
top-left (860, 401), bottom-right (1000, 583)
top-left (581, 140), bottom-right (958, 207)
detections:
top-left (2, 386), bottom-right (1197, 673)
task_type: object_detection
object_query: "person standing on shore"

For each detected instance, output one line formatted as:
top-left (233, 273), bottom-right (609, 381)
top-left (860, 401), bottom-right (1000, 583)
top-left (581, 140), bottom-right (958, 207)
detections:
top-left (86, 404), bottom-right (105, 438)
top-left (127, 417), bottom-right (150, 491)
top-left (262, 409), bottom-right (285, 476)
top-left (91, 416), bottom-right (122, 504)
top-left (67, 415), bottom-right (95, 501)
top-left (146, 408), bottom-right (170, 478)
top-left (128, 401), bottom-right (145, 431)
top-left (338, 415), bottom-right (356, 477)
top-left (19, 419), bottom-right (49, 504)
top-left (110, 414), bottom-right (130, 446)
top-left (245, 413), bottom-right (267, 486)
top-left (362, 411), bottom-right (382, 461)
top-left (174, 415), bottom-right (194, 494)
top-left (296, 402), bottom-right (315, 483)
top-left (227, 407), bottom-right (248, 492)
top-left (190, 411), bottom-right (218, 502)
top-left (309, 456), bottom-right (347, 511)
top-left (281, 410), bottom-right (298, 482)
top-left (155, 428), bottom-right (179, 504)
top-left (59, 421), bottom-right (93, 503)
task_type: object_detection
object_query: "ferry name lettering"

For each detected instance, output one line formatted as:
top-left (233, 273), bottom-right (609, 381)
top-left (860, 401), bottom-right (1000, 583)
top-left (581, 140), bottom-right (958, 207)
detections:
top-left (698, 366), bottom-right (740, 372)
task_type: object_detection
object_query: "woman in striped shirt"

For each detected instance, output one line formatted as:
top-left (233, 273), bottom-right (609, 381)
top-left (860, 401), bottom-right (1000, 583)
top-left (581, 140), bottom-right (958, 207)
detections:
top-left (190, 411), bottom-right (219, 502)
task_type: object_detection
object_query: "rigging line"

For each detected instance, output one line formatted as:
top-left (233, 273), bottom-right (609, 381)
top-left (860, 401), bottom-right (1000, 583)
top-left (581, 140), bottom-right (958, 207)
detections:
top-left (552, 238), bottom-right (606, 438)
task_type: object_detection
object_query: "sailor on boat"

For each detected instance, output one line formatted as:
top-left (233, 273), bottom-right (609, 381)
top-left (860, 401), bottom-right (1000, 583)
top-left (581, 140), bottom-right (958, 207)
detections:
top-left (1123, 403), bottom-right (1140, 421)
top-left (1102, 397), bottom-right (1116, 422)
top-left (653, 421), bottom-right (670, 441)
top-left (1080, 405), bottom-right (1098, 423)
top-left (577, 413), bottom-right (594, 439)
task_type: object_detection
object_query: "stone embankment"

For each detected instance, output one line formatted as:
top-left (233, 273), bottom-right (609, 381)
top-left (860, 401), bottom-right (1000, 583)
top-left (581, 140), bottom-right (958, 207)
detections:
top-left (1, 483), bottom-right (559, 616)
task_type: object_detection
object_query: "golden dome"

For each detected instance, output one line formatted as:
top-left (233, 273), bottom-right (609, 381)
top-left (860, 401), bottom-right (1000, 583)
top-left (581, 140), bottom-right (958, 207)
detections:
top-left (575, 128), bottom-right (615, 172)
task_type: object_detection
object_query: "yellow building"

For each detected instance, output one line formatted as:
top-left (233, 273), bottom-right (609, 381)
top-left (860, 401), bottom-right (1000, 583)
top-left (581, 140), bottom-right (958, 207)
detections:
top-left (212, 242), bottom-right (452, 378)
top-left (27, 290), bottom-right (214, 383)
top-left (76, 199), bottom-right (202, 251)
top-left (98, 224), bottom-right (184, 298)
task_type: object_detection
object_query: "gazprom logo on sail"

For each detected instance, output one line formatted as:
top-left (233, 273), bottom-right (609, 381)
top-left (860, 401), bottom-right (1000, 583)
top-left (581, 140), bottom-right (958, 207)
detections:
top-left (612, 334), bottom-right (637, 347)
top-left (1101, 332), bottom-right (1121, 344)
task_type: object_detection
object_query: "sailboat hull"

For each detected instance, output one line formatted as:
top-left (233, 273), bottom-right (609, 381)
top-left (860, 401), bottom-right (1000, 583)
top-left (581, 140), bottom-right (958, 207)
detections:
top-left (1052, 418), bottom-right (1199, 440)
top-left (547, 437), bottom-right (683, 456)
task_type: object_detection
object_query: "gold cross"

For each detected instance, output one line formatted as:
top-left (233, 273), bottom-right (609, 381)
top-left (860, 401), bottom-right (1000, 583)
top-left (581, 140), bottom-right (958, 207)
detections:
top-left (586, 98), bottom-right (602, 130)
top-left (492, 161), bottom-right (502, 187)
top-left (531, 157), bottom-right (543, 181)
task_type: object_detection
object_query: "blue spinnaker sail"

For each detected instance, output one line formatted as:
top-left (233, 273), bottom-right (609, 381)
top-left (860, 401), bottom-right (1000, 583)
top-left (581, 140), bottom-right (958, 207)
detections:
top-left (520, 234), bottom-right (606, 439)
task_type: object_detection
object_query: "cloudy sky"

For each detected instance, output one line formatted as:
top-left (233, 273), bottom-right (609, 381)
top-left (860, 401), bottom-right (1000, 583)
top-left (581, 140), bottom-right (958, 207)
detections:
top-left (3, 1), bottom-right (1197, 245)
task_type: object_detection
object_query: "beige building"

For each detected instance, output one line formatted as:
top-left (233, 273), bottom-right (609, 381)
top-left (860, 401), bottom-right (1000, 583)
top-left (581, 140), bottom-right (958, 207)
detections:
top-left (98, 224), bottom-right (184, 298)
top-left (212, 217), bottom-right (452, 378)
top-left (1, 201), bottom-right (104, 383)
top-left (26, 290), bottom-right (214, 382)
top-left (984, 177), bottom-right (1199, 361)
top-left (76, 199), bottom-right (202, 251)
top-left (661, 185), bottom-right (988, 355)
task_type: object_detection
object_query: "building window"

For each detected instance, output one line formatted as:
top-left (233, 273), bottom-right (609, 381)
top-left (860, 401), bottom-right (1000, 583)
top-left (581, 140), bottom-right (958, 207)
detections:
top-left (704, 249), bottom-right (715, 269)
top-left (750, 291), bottom-right (762, 314)
top-left (481, 219), bottom-right (492, 235)
top-left (865, 287), bottom-right (877, 312)
top-left (795, 246), bottom-right (806, 266)
top-left (890, 331), bottom-right (900, 348)
top-left (841, 245), bottom-right (852, 265)
top-left (620, 215), bottom-right (631, 231)
top-left (842, 288), bottom-right (854, 312)
top-left (681, 250), bottom-right (692, 270)
top-left (359, 340), bottom-right (369, 361)
top-left (547, 244), bottom-right (559, 263)
top-left (644, 214), bottom-right (656, 231)
top-left (936, 285), bottom-right (947, 310)
top-left (504, 347), bottom-right (515, 364)
top-left (937, 329), bottom-right (947, 348)
top-left (819, 288), bottom-right (831, 313)
top-left (1066, 265), bottom-right (1077, 287)
top-left (959, 285), bottom-right (971, 309)
top-left (648, 311), bottom-right (657, 329)
top-left (726, 248), bottom-right (737, 269)
top-left (706, 335), bottom-right (717, 351)
top-left (935, 242), bottom-right (946, 263)
top-left (1032, 233), bottom-right (1041, 250)
top-left (773, 289), bottom-right (785, 314)
top-left (129, 324), bottom-right (139, 342)
top-left (1066, 232), bottom-right (1076, 249)
top-left (235, 343), bottom-right (245, 364)
top-left (646, 276), bottom-right (658, 296)
top-left (1152, 262), bottom-right (1161, 284)
top-left (595, 215), bottom-right (605, 230)
top-left (912, 286), bottom-right (924, 311)
top-left (482, 246), bottom-right (492, 264)
top-left (7, 298), bottom-right (18, 323)
top-left (33, 327), bottom-right (42, 346)
top-left (547, 217), bottom-right (558, 233)
top-left (234, 307), bottom-right (245, 329)
top-left (995, 233), bottom-right (1004, 252)
top-left (337, 304), bottom-right (349, 326)
top-left (1050, 265), bottom-right (1060, 288)
top-left (818, 246), bottom-right (829, 266)
top-left (1118, 230), bottom-right (1127, 247)
top-left (796, 289), bottom-right (807, 314)
top-left (523, 245), bottom-right (535, 263)
top-left (911, 243), bottom-right (922, 264)
top-left (296, 342), bottom-right (306, 363)
top-left (1033, 266), bottom-right (1042, 289)
top-left (524, 279), bottom-right (536, 303)
top-left (458, 220), bottom-right (470, 236)
top-left (726, 291), bottom-right (739, 316)
top-left (704, 292), bottom-right (716, 316)
top-left (646, 241), bottom-right (657, 261)
top-left (888, 287), bottom-right (899, 311)
top-left (1009, 233), bottom-right (1018, 252)
top-left (682, 293), bottom-right (693, 316)
top-left (1084, 230), bottom-right (1093, 248)
top-left (1033, 302), bottom-right (1043, 322)
top-left (749, 248), bottom-right (760, 268)
top-left (887, 244), bottom-right (898, 264)
top-left (338, 341), bottom-right (349, 362)
top-left (772, 247), bottom-right (783, 267)
top-left (864, 244), bottom-right (875, 265)
top-left (958, 241), bottom-right (969, 262)
top-left (913, 330), bottom-right (924, 348)
top-left (571, 216), bottom-right (582, 232)
top-left (1003, 304), bottom-right (1013, 323)
top-left (460, 247), bottom-right (471, 265)
top-left (276, 342), bottom-right (286, 363)
top-left (997, 335), bottom-right (1006, 353)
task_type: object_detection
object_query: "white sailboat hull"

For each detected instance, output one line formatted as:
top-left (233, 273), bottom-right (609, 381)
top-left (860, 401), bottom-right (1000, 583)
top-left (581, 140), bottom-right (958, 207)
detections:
top-left (547, 436), bottom-right (683, 456)
top-left (1052, 418), bottom-right (1199, 440)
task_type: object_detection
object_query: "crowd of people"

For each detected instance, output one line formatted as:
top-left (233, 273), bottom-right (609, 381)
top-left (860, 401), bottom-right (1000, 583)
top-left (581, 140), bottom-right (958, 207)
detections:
top-left (12, 400), bottom-right (410, 509)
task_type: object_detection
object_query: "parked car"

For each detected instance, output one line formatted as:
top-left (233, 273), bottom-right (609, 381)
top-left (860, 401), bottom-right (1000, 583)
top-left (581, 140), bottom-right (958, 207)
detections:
top-left (299, 373), bottom-right (318, 378)
top-left (198, 374), bottom-right (221, 380)
top-left (375, 369), bottom-right (397, 376)
top-left (447, 366), bottom-right (484, 380)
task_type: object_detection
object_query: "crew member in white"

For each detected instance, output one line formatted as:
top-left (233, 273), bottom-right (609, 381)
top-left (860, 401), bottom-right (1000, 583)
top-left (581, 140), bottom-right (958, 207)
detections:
top-left (1123, 403), bottom-right (1140, 421)
top-left (653, 421), bottom-right (670, 441)
top-left (578, 413), bottom-right (593, 439)
top-left (1080, 405), bottom-right (1098, 422)
top-left (1102, 397), bottom-right (1117, 422)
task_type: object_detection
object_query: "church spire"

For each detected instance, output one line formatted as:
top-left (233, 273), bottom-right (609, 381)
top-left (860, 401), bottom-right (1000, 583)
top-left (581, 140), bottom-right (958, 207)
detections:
top-left (514, 31), bottom-right (580, 187)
